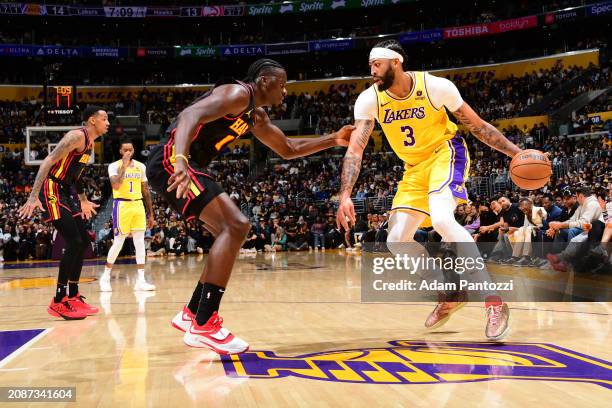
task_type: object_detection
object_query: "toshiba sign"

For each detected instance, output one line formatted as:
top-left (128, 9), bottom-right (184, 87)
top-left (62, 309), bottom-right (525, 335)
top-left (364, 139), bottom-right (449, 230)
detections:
top-left (443, 24), bottom-right (490, 39)
top-left (444, 16), bottom-right (538, 39)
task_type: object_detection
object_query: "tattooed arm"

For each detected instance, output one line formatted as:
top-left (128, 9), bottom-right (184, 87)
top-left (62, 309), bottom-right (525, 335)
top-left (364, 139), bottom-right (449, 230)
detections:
top-left (452, 102), bottom-right (521, 158)
top-left (18, 129), bottom-right (84, 218)
top-left (142, 180), bottom-right (155, 229)
top-left (336, 119), bottom-right (375, 230)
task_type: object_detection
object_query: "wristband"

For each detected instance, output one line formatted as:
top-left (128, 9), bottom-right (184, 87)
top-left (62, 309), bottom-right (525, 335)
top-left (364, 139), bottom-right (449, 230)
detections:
top-left (175, 154), bottom-right (189, 164)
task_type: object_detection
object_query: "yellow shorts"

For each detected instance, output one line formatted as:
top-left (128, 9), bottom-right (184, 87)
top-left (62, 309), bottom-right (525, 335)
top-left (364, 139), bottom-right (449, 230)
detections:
top-left (391, 134), bottom-right (470, 227)
top-left (112, 199), bottom-right (146, 236)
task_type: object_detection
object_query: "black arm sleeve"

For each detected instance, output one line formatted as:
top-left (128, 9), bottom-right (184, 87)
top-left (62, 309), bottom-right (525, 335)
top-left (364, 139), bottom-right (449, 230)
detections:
top-left (76, 178), bottom-right (85, 195)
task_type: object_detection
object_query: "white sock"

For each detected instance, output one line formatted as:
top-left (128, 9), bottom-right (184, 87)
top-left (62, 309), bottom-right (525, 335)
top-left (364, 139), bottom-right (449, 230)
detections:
top-left (137, 269), bottom-right (145, 281)
top-left (102, 267), bottom-right (112, 280)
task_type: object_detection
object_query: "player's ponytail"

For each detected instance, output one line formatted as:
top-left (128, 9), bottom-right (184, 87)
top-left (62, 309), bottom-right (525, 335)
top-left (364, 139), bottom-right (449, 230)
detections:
top-left (244, 59), bottom-right (285, 83)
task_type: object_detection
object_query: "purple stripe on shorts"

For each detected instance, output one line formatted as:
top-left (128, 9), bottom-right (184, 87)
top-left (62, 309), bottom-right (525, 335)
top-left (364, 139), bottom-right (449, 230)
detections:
top-left (448, 135), bottom-right (468, 200)
top-left (429, 140), bottom-right (455, 195)
top-left (112, 199), bottom-right (120, 235)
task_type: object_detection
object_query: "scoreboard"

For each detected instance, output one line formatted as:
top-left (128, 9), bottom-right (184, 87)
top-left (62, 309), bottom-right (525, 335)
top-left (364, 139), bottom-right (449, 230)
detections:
top-left (43, 84), bottom-right (80, 124)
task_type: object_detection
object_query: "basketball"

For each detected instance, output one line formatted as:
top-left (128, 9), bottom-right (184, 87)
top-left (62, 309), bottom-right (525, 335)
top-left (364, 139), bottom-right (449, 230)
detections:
top-left (509, 149), bottom-right (552, 190)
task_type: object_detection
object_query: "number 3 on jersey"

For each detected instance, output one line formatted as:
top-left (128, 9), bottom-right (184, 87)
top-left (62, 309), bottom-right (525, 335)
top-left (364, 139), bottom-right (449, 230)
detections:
top-left (402, 125), bottom-right (415, 147)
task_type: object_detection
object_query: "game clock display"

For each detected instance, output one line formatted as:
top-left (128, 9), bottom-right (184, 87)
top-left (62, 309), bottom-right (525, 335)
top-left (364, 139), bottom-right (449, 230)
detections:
top-left (43, 84), bottom-right (80, 124)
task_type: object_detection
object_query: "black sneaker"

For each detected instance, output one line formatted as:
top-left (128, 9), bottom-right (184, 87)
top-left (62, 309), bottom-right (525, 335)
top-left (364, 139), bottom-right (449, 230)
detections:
top-left (513, 257), bottom-right (532, 267)
top-left (501, 256), bottom-right (520, 265)
top-left (531, 258), bottom-right (548, 268)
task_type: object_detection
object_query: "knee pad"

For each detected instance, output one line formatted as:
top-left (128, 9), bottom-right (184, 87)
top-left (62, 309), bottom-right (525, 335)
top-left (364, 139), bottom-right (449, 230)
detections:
top-left (386, 211), bottom-right (424, 243)
top-left (106, 234), bottom-right (127, 264)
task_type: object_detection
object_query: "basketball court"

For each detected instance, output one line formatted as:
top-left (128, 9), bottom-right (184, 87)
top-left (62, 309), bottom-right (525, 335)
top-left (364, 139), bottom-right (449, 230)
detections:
top-left (1, 252), bottom-right (610, 407)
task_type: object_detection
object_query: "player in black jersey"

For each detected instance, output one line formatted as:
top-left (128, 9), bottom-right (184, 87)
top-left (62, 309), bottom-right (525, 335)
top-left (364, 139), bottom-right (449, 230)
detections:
top-left (150, 59), bottom-right (354, 354)
top-left (19, 106), bottom-right (109, 320)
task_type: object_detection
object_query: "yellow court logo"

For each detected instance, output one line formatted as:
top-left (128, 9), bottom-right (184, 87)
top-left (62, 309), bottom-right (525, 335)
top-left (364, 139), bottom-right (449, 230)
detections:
top-left (221, 340), bottom-right (612, 389)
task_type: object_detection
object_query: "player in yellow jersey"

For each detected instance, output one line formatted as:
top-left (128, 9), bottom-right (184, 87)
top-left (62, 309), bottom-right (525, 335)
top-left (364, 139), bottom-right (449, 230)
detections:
top-left (336, 40), bottom-right (525, 340)
top-left (100, 139), bottom-right (156, 292)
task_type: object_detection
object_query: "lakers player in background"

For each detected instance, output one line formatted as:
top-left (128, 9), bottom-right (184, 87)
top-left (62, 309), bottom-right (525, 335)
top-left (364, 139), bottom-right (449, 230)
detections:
top-left (336, 40), bottom-right (523, 340)
top-left (100, 139), bottom-right (156, 292)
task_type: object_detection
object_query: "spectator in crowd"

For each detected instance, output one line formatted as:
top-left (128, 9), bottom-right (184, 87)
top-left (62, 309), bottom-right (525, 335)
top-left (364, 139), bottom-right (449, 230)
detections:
top-left (266, 226), bottom-right (287, 252)
top-left (241, 227), bottom-right (258, 254)
top-left (599, 189), bottom-right (612, 243)
top-left (547, 186), bottom-right (601, 250)
top-left (310, 217), bottom-right (326, 251)
top-left (147, 233), bottom-right (166, 257)
top-left (255, 219), bottom-right (271, 252)
top-left (463, 205), bottom-right (481, 234)
top-left (558, 189), bottom-right (579, 222)
top-left (288, 222), bottom-right (309, 251)
top-left (97, 222), bottom-right (113, 255)
top-left (488, 196), bottom-right (526, 263)
top-left (548, 188), bottom-right (610, 272)
top-left (506, 198), bottom-right (547, 267)
top-left (541, 193), bottom-right (563, 240)
top-left (475, 201), bottom-right (501, 248)
top-left (35, 226), bottom-right (52, 260)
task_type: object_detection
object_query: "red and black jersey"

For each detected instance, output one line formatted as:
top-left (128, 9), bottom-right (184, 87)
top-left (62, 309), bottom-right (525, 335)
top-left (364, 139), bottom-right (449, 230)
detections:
top-left (162, 79), bottom-right (256, 168)
top-left (48, 127), bottom-right (93, 185)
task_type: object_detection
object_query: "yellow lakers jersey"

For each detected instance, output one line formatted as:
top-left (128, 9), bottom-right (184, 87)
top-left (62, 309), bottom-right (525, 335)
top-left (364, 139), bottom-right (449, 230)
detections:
top-left (374, 71), bottom-right (458, 165)
top-left (110, 159), bottom-right (146, 200)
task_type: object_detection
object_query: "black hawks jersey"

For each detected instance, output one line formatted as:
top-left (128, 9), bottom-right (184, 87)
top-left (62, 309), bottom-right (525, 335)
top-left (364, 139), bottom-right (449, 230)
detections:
top-left (48, 127), bottom-right (93, 185)
top-left (163, 79), bottom-right (256, 168)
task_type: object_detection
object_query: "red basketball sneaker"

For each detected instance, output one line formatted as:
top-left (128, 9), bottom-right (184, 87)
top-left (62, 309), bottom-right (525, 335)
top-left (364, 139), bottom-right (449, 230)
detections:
top-left (183, 312), bottom-right (249, 355)
top-left (47, 297), bottom-right (88, 320)
top-left (425, 291), bottom-right (468, 330)
top-left (68, 293), bottom-right (99, 315)
top-left (171, 304), bottom-right (195, 332)
top-left (485, 302), bottom-right (510, 340)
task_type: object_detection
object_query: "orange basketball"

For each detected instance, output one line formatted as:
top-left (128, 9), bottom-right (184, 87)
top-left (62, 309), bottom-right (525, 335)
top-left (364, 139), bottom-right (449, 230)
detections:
top-left (509, 149), bottom-right (552, 190)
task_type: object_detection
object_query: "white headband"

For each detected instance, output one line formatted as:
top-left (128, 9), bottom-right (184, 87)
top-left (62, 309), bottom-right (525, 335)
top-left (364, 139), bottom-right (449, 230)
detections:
top-left (369, 47), bottom-right (404, 63)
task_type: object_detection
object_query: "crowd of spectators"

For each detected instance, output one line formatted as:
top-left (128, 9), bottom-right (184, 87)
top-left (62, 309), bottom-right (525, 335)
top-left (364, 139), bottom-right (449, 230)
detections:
top-left (0, 151), bottom-right (108, 261)
top-left (571, 91), bottom-right (612, 134)
top-left (1, 59), bottom-right (609, 144)
top-left (2, 126), bottom-right (611, 274)
top-left (1, 58), bottom-right (612, 273)
top-left (85, 130), bottom-right (612, 276)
